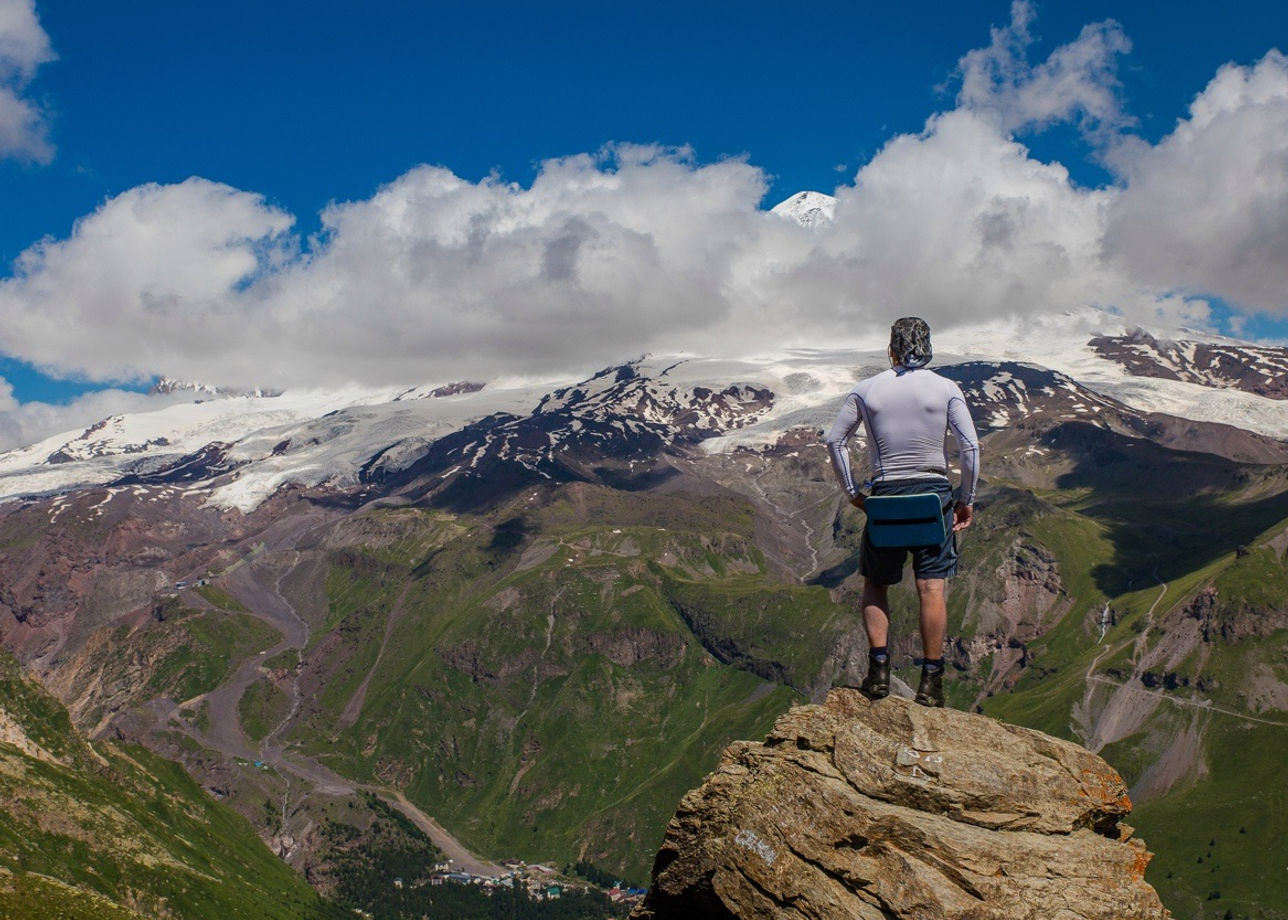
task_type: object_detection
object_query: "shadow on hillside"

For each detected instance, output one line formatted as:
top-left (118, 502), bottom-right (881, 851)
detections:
top-left (1049, 422), bottom-right (1288, 596)
top-left (303, 490), bottom-right (369, 511)
top-left (428, 470), bottom-right (543, 512)
top-left (808, 552), bottom-right (860, 589)
top-left (488, 516), bottom-right (529, 553)
top-left (594, 464), bottom-right (681, 491)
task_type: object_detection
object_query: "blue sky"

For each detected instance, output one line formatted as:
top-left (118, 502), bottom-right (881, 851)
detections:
top-left (6, 0), bottom-right (1282, 264)
top-left (0, 0), bottom-right (1286, 443)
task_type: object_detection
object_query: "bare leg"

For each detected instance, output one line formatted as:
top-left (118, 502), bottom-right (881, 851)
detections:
top-left (862, 577), bottom-right (890, 650)
top-left (858, 577), bottom-right (893, 698)
top-left (915, 577), bottom-right (947, 660)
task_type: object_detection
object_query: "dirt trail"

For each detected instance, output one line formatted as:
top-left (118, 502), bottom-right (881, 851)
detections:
top-left (190, 559), bottom-right (309, 759)
top-left (1075, 573), bottom-right (1169, 752)
top-left (262, 745), bottom-right (504, 875)
top-left (380, 790), bottom-right (505, 877)
top-left (708, 453), bottom-right (834, 581)
top-left (746, 457), bottom-right (833, 580)
top-left (1134, 572), bottom-right (1169, 663)
top-left (668, 453), bottom-right (832, 582)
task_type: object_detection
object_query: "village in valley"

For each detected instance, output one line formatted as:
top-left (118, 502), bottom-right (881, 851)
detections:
top-left (342, 856), bottom-right (649, 918)
top-left (420, 859), bottom-right (646, 909)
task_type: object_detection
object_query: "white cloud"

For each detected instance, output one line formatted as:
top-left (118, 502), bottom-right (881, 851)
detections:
top-left (0, 4), bottom-right (1283, 412)
top-left (0, 385), bottom-right (190, 453)
top-left (0, 0), bottom-right (55, 163)
top-left (256, 145), bottom-right (771, 382)
top-left (956, 0), bottom-right (1132, 138)
top-left (1106, 50), bottom-right (1288, 315)
top-left (1, 150), bottom-right (779, 387)
top-left (0, 177), bottom-right (295, 381)
top-left (817, 109), bottom-right (1118, 325)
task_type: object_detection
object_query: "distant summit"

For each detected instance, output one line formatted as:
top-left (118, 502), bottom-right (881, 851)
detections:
top-left (150, 377), bottom-right (281, 400)
top-left (393, 380), bottom-right (486, 401)
top-left (771, 190), bottom-right (836, 227)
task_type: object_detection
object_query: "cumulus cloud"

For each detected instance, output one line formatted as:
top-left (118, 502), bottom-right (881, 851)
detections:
top-left (802, 110), bottom-right (1119, 327)
top-left (956, 0), bottom-right (1132, 138)
top-left (253, 145), bottom-right (772, 384)
top-left (0, 0), bottom-right (55, 163)
top-left (0, 2), bottom-right (1283, 408)
top-left (1106, 50), bottom-right (1288, 314)
top-left (0, 178), bottom-right (295, 381)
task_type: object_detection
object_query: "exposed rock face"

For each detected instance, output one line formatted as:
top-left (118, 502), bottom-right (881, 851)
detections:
top-left (1089, 328), bottom-right (1288, 399)
top-left (632, 691), bottom-right (1170, 920)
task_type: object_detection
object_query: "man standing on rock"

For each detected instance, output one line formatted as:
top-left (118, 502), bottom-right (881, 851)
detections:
top-left (825, 317), bottom-right (979, 707)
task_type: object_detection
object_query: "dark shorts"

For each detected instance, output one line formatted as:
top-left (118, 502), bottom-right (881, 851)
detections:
top-left (860, 478), bottom-right (957, 584)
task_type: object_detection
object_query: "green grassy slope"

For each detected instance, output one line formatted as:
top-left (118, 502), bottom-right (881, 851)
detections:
top-left (276, 462), bottom-right (1287, 903)
top-left (10, 424), bottom-right (1287, 917)
top-left (283, 487), bottom-right (828, 882)
top-left (1136, 719), bottom-right (1288, 920)
top-left (971, 452), bottom-right (1288, 920)
top-left (1126, 544), bottom-right (1288, 920)
top-left (0, 650), bottom-right (342, 920)
top-left (238, 676), bottom-right (292, 742)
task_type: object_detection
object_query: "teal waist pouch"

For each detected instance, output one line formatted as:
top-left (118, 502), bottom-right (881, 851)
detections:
top-left (863, 493), bottom-right (948, 548)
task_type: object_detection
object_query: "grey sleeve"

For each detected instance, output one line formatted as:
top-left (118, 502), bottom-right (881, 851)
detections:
top-left (824, 393), bottom-right (862, 498)
top-left (947, 384), bottom-right (980, 504)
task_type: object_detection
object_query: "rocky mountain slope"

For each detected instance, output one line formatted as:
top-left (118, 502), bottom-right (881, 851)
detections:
top-left (0, 316), bottom-right (1286, 918)
top-left (1091, 328), bottom-right (1288, 399)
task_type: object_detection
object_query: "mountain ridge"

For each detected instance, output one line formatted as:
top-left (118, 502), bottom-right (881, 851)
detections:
top-left (4, 313), bottom-right (1288, 516)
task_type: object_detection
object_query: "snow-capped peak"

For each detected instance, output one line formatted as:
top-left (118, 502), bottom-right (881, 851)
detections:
top-left (150, 377), bottom-right (282, 399)
top-left (771, 191), bottom-right (836, 227)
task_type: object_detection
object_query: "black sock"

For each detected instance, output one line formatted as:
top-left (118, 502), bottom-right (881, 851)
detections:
top-left (923, 657), bottom-right (944, 673)
top-left (869, 646), bottom-right (889, 663)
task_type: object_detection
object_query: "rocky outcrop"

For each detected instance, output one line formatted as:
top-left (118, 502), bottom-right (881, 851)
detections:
top-left (632, 691), bottom-right (1170, 920)
top-left (1090, 329), bottom-right (1288, 400)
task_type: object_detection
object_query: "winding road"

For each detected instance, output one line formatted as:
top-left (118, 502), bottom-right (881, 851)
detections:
top-left (1075, 571), bottom-right (1168, 751)
top-left (1085, 675), bottom-right (1288, 728)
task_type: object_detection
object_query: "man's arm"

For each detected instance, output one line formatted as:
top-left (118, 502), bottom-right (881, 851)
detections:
top-left (825, 392), bottom-right (864, 505)
top-left (946, 384), bottom-right (979, 529)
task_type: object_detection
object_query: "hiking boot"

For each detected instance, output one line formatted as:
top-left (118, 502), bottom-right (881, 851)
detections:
top-left (915, 666), bottom-right (945, 708)
top-left (858, 658), bottom-right (890, 700)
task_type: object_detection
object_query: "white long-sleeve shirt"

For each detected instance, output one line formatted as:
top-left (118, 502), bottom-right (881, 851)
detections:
top-left (825, 366), bottom-right (980, 504)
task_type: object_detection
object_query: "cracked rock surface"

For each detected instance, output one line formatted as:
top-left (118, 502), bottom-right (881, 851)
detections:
top-left (631, 691), bottom-right (1170, 920)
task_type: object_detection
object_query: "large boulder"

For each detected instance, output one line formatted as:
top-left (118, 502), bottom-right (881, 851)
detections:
top-left (632, 691), bottom-right (1170, 919)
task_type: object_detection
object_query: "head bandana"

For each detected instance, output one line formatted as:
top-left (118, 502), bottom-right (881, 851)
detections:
top-left (890, 317), bottom-right (932, 369)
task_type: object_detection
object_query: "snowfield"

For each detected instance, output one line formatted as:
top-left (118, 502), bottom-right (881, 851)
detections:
top-left (3, 307), bottom-right (1287, 513)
